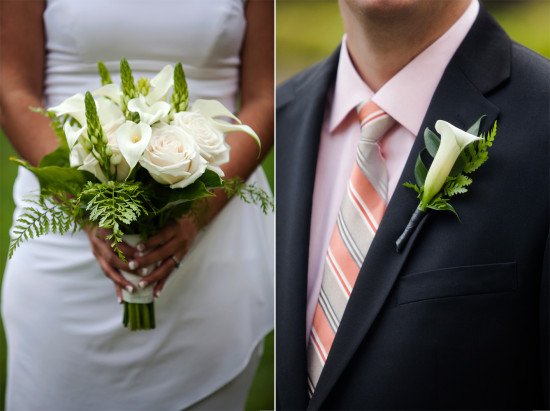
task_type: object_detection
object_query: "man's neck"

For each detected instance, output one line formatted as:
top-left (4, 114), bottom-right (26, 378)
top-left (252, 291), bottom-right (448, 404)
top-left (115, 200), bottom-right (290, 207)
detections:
top-left (340, 0), bottom-right (471, 91)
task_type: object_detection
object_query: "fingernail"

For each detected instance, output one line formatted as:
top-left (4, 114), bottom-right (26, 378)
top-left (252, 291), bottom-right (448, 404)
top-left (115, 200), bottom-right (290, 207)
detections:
top-left (137, 243), bottom-right (146, 252)
top-left (125, 285), bottom-right (134, 293)
top-left (139, 268), bottom-right (148, 276)
top-left (138, 280), bottom-right (148, 289)
top-left (134, 252), bottom-right (144, 258)
top-left (128, 260), bottom-right (139, 270)
top-left (155, 290), bottom-right (161, 298)
top-left (117, 296), bottom-right (122, 304)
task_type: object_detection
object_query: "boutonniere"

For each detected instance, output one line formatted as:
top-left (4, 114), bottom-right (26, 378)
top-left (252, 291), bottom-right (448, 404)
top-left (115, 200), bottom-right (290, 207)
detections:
top-left (395, 116), bottom-right (497, 252)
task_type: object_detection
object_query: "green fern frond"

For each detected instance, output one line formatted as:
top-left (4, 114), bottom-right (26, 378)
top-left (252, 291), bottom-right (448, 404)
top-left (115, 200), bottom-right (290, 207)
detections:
top-left (79, 181), bottom-right (149, 260)
top-left (224, 178), bottom-right (274, 214)
top-left (463, 120), bottom-right (497, 174)
top-left (9, 198), bottom-right (78, 258)
top-left (443, 173), bottom-right (473, 197)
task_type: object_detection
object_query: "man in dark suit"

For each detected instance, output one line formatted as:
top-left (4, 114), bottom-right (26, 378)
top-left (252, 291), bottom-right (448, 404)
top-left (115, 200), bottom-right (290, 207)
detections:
top-left (276, 0), bottom-right (549, 409)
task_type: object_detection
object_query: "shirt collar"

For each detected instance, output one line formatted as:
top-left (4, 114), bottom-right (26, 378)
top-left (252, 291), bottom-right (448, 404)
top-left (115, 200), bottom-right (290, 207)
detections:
top-left (329, 0), bottom-right (479, 136)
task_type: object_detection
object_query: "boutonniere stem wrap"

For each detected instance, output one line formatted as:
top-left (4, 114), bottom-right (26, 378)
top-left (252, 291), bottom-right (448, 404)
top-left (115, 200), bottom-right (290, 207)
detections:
top-left (396, 116), bottom-right (497, 252)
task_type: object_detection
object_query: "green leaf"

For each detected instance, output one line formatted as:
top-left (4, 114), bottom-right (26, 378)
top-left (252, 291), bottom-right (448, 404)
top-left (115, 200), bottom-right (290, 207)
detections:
top-left (97, 61), bottom-right (112, 86)
top-left (403, 181), bottom-right (421, 194)
top-left (466, 114), bottom-right (486, 136)
top-left (414, 149), bottom-right (428, 187)
top-left (449, 154), bottom-right (466, 177)
top-left (198, 169), bottom-right (224, 189)
top-left (427, 201), bottom-right (460, 220)
top-left (11, 158), bottom-right (94, 196)
top-left (151, 179), bottom-right (215, 212)
top-left (38, 145), bottom-right (71, 168)
top-left (423, 127), bottom-right (440, 158)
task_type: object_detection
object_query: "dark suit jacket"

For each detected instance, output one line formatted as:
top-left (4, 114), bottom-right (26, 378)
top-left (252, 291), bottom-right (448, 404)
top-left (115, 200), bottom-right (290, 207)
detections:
top-left (276, 5), bottom-right (549, 410)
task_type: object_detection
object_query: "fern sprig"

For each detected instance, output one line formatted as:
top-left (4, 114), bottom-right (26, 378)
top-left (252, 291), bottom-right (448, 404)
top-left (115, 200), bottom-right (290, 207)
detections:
top-left (9, 197), bottom-right (78, 258)
top-left (224, 178), bottom-right (274, 214)
top-left (462, 121), bottom-right (497, 174)
top-left (78, 181), bottom-right (149, 260)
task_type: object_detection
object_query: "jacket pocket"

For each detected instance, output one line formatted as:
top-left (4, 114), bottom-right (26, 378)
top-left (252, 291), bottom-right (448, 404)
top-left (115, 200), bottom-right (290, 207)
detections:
top-left (397, 262), bottom-right (517, 305)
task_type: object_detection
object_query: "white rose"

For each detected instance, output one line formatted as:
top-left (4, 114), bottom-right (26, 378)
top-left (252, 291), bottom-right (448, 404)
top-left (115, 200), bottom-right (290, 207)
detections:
top-left (172, 112), bottom-right (230, 176)
top-left (139, 124), bottom-right (207, 189)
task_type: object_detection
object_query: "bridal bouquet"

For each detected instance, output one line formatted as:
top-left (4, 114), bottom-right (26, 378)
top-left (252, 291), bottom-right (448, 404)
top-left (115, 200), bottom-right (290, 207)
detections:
top-left (9, 58), bottom-right (272, 330)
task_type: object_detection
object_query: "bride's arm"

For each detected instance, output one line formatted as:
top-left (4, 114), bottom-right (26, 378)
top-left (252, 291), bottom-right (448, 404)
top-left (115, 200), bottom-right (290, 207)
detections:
top-left (105, 0), bottom-right (275, 297)
top-left (0, 1), bottom-right (138, 296)
top-left (0, 0), bottom-right (57, 166)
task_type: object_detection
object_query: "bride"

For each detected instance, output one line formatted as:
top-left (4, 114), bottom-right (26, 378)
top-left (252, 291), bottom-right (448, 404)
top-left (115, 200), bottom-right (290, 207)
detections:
top-left (0, 0), bottom-right (273, 409)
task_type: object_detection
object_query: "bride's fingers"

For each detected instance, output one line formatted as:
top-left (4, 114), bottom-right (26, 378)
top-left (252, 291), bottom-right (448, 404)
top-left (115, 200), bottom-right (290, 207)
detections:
top-left (96, 228), bottom-right (136, 258)
top-left (153, 276), bottom-right (169, 298)
top-left (114, 284), bottom-right (123, 304)
top-left (87, 227), bottom-right (137, 268)
top-left (140, 223), bottom-right (178, 252)
top-left (136, 257), bottom-right (179, 290)
top-left (128, 238), bottom-right (183, 273)
top-left (89, 233), bottom-right (133, 271)
top-left (92, 249), bottom-right (136, 294)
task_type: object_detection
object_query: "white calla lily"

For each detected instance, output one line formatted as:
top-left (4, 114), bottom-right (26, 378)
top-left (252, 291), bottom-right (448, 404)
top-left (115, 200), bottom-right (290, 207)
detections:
top-left (69, 139), bottom-right (88, 168)
top-left (421, 120), bottom-right (481, 206)
top-left (78, 152), bottom-right (107, 182)
top-left (96, 97), bottom-right (125, 128)
top-left (191, 99), bottom-right (260, 149)
top-left (116, 121), bottom-right (152, 170)
top-left (128, 96), bottom-right (170, 125)
top-left (93, 84), bottom-right (123, 103)
top-left (63, 122), bottom-right (86, 149)
top-left (146, 65), bottom-right (174, 105)
top-left (49, 93), bottom-right (86, 126)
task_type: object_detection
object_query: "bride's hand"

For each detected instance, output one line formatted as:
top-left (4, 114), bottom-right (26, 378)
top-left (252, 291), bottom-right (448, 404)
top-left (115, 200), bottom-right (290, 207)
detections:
top-left (85, 226), bottom-right (139, 302)
top-left (126, 218), bottom-right (200, 298)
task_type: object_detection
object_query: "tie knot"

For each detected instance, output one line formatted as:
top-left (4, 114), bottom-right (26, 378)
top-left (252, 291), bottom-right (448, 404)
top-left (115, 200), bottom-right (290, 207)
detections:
top-left (357, 101), bottom-right (395, 143)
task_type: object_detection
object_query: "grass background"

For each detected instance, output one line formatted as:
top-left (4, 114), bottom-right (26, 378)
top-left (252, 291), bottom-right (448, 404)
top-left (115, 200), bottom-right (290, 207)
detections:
top-left (1, 1), bottom-right (549, 409)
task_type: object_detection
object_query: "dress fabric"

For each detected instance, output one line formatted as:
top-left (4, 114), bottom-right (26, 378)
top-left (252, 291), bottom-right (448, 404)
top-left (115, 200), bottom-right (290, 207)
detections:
top-left (1, 0), bottom-right (273, 410)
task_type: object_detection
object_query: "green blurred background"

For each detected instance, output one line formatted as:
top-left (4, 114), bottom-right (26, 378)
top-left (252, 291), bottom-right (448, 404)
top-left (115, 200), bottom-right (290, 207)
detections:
top-left (277, 0), bottom-right (550, 84)
top-left (1, 1), bottom-right (550, 409)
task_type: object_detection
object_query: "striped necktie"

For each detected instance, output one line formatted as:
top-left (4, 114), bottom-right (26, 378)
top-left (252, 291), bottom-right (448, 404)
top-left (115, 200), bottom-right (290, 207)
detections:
top-left (307, 101), bottom-right (395, 396)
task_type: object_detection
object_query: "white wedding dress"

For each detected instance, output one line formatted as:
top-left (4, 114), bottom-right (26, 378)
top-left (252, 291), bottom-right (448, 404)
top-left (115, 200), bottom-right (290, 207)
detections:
top-left (1, 0), bottom-right (273, 410)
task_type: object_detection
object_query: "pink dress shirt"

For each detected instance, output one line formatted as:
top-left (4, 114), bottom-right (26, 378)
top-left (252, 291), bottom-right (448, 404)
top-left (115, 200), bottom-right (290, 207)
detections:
top-left (306, 0), bottom-right (480, 343)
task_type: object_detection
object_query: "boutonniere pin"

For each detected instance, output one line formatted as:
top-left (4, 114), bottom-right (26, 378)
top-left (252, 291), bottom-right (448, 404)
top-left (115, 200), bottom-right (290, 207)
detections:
top-left (395, 116), bottom-right (497, 252)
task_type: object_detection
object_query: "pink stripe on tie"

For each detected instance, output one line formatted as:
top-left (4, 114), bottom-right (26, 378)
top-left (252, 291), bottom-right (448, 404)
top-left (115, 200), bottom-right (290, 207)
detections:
top-left (327, 227), bottom-right (360, 294)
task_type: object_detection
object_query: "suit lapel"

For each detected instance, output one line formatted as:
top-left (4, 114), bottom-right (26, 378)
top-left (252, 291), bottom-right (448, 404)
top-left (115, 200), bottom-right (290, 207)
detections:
top-left (276, 48), bottom-right (341, 410)
top-left (308, 5), bottom-right (509, 409)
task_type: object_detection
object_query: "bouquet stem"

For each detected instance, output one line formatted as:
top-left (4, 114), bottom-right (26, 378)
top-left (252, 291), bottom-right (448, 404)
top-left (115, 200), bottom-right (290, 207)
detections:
top-left (121, 234), bottom-right (156, 331)
top-left (395, 208), bottom-right (427, 253)
top-left (123, 302), bottom-right (155, 331)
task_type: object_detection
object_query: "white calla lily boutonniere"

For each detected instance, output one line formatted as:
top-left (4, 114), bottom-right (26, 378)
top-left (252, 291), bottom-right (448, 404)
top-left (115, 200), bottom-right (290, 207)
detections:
top-left (396, 116), bottom-right (497, 252)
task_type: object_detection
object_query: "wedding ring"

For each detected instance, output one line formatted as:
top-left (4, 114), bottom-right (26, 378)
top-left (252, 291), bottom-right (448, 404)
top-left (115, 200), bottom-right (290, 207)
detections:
top-left (170, 255), bottom-right (181, 269)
